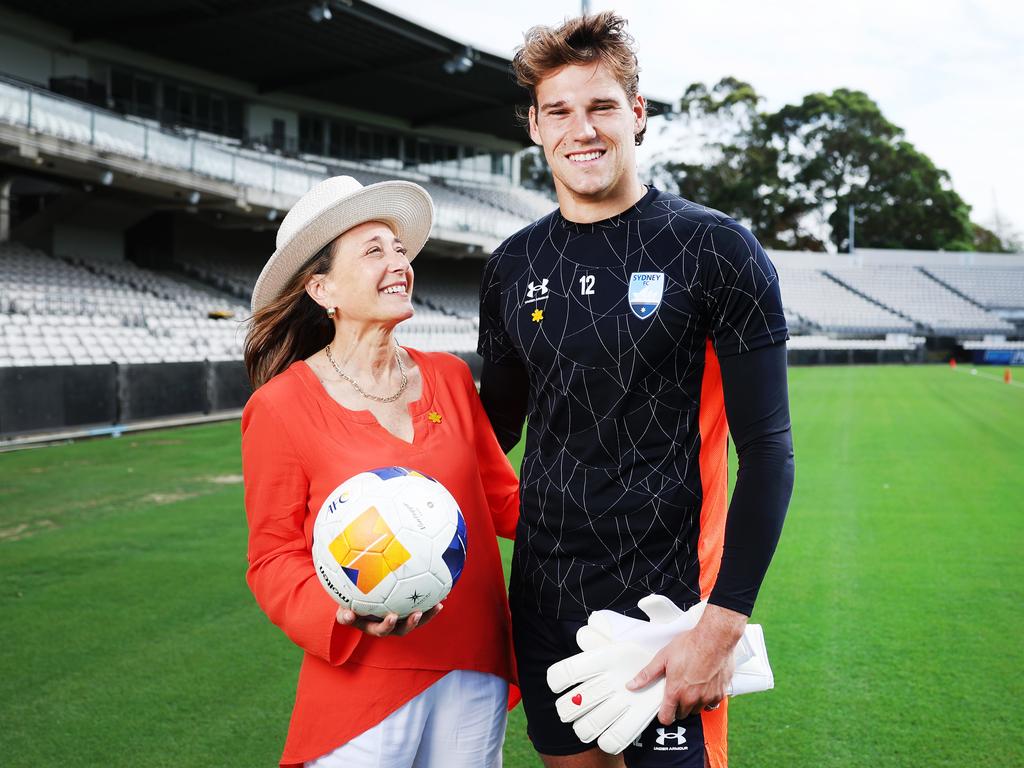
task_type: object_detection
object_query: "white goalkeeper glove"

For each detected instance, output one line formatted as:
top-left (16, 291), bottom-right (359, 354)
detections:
top-left (546, 595), bottom-right (773, 755)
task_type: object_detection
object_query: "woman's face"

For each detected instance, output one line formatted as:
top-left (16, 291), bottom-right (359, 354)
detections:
top-left (312, 220), bottom-right (415, 326)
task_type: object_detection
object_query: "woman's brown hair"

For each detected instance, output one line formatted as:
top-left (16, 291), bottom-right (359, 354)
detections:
top-left (244, 242), bottom-right (335, 389)
top-left (512, 11), bottom-right (647, 146)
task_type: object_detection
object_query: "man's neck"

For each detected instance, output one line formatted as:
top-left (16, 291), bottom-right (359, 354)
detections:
top-left (556, 175), bottom-right (647, 224)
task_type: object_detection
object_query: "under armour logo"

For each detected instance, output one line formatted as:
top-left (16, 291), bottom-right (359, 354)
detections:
top-left (655, 727), bottom-right (687, 746)
top-left (525, 279), bottom-right (549, 303)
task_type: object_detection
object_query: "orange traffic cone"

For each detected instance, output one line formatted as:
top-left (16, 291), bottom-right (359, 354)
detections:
top-left (1005, 368), bottom-right (1012, 384)
top-left (949, 358), bottom-right (957, 369)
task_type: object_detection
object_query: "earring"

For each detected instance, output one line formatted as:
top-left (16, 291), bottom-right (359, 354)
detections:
top-left (326, 307), bottom-right (336, 318)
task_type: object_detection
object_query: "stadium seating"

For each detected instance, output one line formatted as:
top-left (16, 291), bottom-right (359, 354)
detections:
top-left (176, 255), bottom-right (259, 301)
top-left (775, 266), bottom-right (915, 335)
top-left (3, 65), bottom-right (1023, 366)
top-left (962, 338), bottom-right (1024, 350)
top-left (786, 333), bottom-right (924, 351)
top-left (449, 182), bottom-right (556, 222)
top-left (0, 243), bottom-right (483, 366)
top-left (922, 266), bottom-right (1024, 311)
top-left (827, 266), bottom-right (1014, 335)
top-left (331, 166), bottom-right (533, 241)
top-left (409, 258), bottom-right (485, 319)
top-left (6, 241), bottom-right (1022, 369)
top-left (69, 255), bottom-right (250, 317)
top-left (395, 305), bottom-right (479, 354)
top-left (0, 242), bottom-right (248, 366)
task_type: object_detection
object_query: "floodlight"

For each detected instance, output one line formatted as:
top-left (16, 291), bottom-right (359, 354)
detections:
top-left (443, 46), bottom-right (475, 75)
top-left (309, 3), bottom-right (332, 22)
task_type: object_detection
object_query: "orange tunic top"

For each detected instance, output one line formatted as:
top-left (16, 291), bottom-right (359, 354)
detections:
top-left (241, 349), bottom-right (520, 767)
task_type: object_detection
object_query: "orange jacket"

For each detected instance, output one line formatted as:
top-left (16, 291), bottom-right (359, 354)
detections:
top-left (242, 350), bottom-right (520, 767)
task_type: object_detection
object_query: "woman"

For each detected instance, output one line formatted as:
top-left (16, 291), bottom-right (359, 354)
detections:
top-left (241, 176), bottom-right (519, 768)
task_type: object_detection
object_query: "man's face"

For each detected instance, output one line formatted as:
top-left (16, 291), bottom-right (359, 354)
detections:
top-left (529, 62), bottom-right (646, 203)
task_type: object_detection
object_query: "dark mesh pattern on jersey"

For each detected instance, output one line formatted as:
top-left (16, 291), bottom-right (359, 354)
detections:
top-left (478, 188), bottom-right (787, 618)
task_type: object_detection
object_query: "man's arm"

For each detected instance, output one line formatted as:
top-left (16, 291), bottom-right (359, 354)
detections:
top-left (628, 341), bottom-right (794, 719)
top-left (712, 340), bottom-right (795, 613)
top-left (479, 356), bottom-right (529, 455)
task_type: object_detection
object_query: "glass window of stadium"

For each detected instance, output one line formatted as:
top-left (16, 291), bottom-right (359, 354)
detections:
top-left (300, 116), bottom-right (326, 155)
top-left (196, 93), bottom-right (211, 129)
top-left (298, 112), bottom-right (508, 181)
top-left (327, 122), bottom-right (358, 159)
top-left (385, 136), bottom-right (400, 164)
top-left (110, 67), bottom-right (242, 138)
top-left (111, 70), bottom-right (157, 120)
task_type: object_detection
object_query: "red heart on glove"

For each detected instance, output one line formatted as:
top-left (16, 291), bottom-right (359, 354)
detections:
top-left (572, 694), bottom-right (582, 706)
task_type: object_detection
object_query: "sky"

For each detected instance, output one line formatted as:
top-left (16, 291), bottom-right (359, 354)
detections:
top-left (375, 0), bottom-right (1024, 245)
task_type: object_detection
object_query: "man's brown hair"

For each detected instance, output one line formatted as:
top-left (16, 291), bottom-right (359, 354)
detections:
top-left (512, 11), bottom-right (647, 146)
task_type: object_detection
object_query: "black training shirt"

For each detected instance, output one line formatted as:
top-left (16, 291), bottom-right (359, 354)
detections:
top-left (478, 187), bottom-right (789, 618)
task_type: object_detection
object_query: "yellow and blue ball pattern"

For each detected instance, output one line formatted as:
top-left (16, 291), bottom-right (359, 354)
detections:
top-left (328, 505), bottom-right (411, 593)
top-left (312, 466), bottom-right (467, 617)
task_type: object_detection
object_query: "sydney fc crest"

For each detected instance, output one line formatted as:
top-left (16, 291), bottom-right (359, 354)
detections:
top-left (628, 272), bottom-right (664, 319)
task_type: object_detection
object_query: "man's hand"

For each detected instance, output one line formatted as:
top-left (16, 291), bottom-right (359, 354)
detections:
top-left (547, 596), bottom-right (773, 755)
top-left (336, 603), bottom-right (443, 638)
top-left (626, 603), bottom-right (747, 724)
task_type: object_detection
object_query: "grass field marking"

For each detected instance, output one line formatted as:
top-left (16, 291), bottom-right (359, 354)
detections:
top-left (951, 366), bottom-right (1024, 390)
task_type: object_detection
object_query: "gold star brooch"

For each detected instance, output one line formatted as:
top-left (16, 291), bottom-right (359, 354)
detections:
top-left (427, 411), bottom-right (442, 424)
top-left (531, 309), bottom-right (544, 323)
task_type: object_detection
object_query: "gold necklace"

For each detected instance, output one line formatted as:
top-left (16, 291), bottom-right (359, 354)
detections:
top-left (324, 343), bottom-right (408, 403)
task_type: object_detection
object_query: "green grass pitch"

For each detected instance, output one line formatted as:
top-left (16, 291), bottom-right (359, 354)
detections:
top-left (1, 366), bottom-right (1021, 767)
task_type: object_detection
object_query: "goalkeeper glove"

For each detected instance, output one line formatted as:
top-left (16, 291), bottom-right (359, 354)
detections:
top-left (546, 595), bottom-right (773, 755)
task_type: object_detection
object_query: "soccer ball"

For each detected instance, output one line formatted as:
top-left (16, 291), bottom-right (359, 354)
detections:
top-left (312, 467), bottom-right (468, 619)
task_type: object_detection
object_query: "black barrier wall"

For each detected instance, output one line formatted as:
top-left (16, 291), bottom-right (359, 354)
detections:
top-left (2, 349), bottom-right (926, 439)
top-left (209, 360), bottom-right (251, 412)
top-left (0, 361), bottom-right (252, 438)
top-left (0, 364), bottom-right (118, 435)
top-left (786, 348), bottom-right (925, 366)
top-left (122, 362), bottom-right (208, 422)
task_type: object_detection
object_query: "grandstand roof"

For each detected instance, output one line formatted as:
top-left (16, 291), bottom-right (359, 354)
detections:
top-left (1, 0), bottom-right (539, 145)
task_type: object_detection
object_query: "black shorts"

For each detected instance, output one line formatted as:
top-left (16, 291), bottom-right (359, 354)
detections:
top-left (510, 594), bottom-right (706, 767)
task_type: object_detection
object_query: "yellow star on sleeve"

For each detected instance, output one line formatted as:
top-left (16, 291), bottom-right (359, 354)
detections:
top-left (427, 411), bottom-right (442, 424)
top-left (531, 309), bottom-right (544, 323)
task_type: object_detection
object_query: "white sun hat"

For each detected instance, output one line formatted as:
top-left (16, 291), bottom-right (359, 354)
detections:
top-left (250, 175), bottom-right (434, 313)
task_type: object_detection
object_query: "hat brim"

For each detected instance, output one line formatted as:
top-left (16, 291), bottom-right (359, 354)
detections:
top-left (251, 180), bottom-right (434, 313)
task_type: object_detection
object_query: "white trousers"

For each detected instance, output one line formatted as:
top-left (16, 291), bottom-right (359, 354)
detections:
top-left (305, 670), bottom-right (508, 768)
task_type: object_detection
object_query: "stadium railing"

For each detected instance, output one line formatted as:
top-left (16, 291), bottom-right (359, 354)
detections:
top-left (0, 76), bottom-right (326, 198)
top-left (0, 75), bottom-right (545, 245)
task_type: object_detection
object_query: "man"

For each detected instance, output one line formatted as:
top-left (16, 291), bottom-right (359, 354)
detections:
top-left (478, 12), bottom-right (794, 768)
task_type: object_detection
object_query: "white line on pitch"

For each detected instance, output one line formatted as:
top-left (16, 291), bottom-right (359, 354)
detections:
top-left (951, 366), bottom-right (1024, 390)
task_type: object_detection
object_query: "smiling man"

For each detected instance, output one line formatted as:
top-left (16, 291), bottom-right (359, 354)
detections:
top-left (477, 13), bottom-right (795, 768)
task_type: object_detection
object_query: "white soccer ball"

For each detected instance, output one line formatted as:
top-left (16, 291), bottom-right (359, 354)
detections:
top-left (312, 467), bottom-right (468, 619)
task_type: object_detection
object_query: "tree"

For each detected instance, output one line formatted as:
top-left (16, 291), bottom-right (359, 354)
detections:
top-left (972, 222), bottom-right (1022, 253)
top-left (972, 223), bottom-right (1004, 252)
top-left (651, 79), bottom-right (816, 249)
top-left (650, 81), bottom-right (977, 252)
